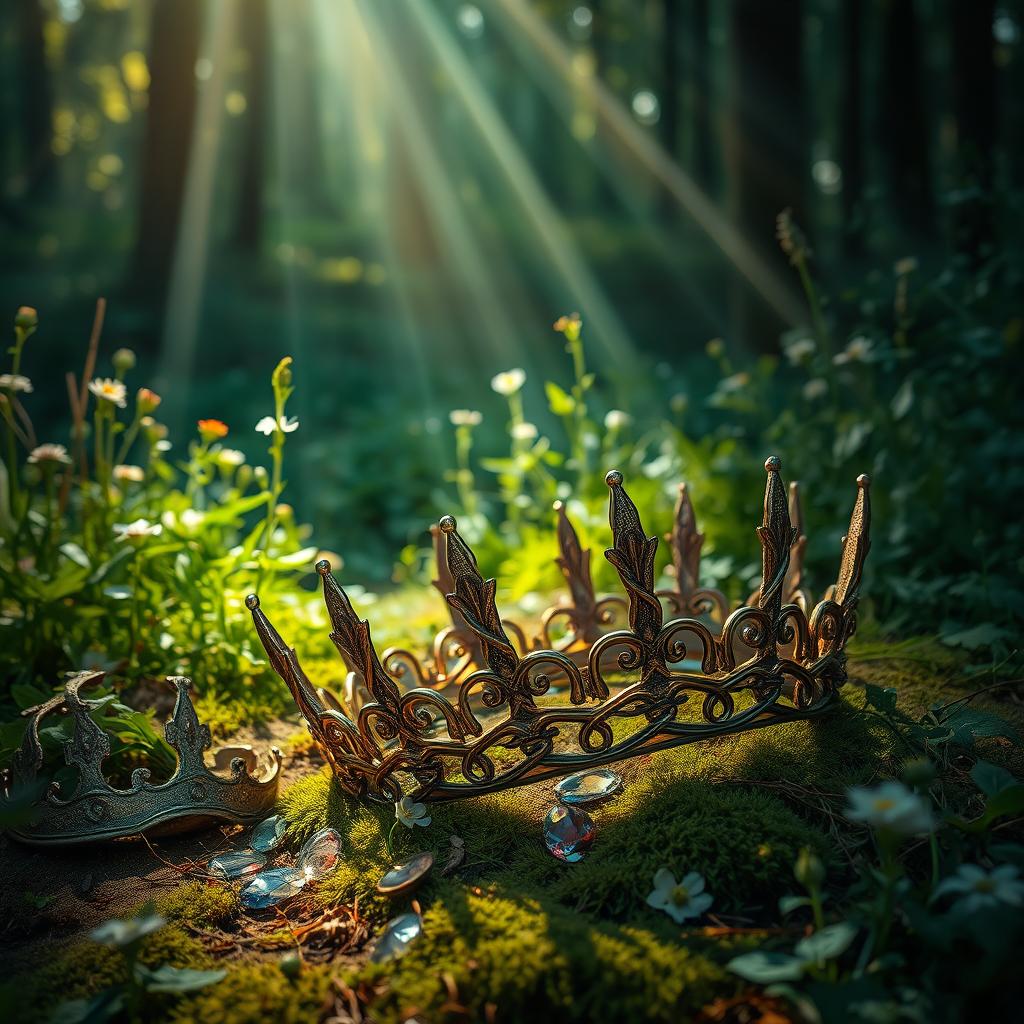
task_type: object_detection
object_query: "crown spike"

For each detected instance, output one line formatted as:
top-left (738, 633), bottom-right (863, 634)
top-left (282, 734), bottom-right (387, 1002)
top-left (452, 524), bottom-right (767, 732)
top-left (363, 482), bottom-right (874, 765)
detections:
top-left (834, 474), bottom-right (872, 606)
top-left (248, 591), bottom-right (328, 725)
top-left (784, 481), bottom-right (808, 607)
top-left (603, 470), bottom-right (663, 647)
top-left (318, 566), bottom-right (402, 715)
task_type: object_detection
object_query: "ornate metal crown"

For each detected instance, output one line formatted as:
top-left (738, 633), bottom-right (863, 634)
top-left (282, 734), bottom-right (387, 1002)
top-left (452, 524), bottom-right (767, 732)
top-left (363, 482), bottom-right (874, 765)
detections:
top-left (2, 673), bottom-right (282, 846)
top-left (247, 457), bottom-right (870, 805)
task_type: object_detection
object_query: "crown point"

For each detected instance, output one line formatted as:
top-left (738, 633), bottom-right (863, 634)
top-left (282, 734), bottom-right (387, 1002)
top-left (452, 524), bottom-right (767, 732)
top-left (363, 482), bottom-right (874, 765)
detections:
top-left (605, 470), bottom-right (623, 487)
top-left (245, 594), bottom-right (260, 611)
top-left (765, 455), bottom-right (781, 473)
top-left (857, 473), bottom-right (871, 489)
top-left (439, 515), bottom-right (457, 534)
top-left (315, 558), bottom-right (332, 575)
top-left (553, 500), bottom-right (564, 512)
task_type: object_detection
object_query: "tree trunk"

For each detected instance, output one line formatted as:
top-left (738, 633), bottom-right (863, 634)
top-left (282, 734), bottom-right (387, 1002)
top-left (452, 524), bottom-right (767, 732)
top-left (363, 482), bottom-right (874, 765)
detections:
top-left (726, 0), bottom-right (806, 350)
top-left (232, 0), bottom-right (268, 251)
top-left (660, 0), bottom-right (680, 158)
top-left (133, 0), bottom-right (202, 306)
top-left (950, 0), bottom-right (996, 262)
top-left (840, 0), bottom-right (865, 257)
top-left (19, 0), bottom-right (54, 196)
top-left (879, 0), bottom-right (932, 240)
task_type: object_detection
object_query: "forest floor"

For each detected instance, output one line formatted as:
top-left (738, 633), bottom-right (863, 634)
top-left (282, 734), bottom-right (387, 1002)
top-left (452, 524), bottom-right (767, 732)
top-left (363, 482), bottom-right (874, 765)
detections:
top-left (1, 638), bottom-right (1022, 1023)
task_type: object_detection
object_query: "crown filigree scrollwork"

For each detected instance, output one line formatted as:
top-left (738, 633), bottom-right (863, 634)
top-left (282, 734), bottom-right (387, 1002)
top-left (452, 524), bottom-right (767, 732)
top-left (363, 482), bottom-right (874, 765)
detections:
top-left (2, 671), bottom-right (281, 846)
top-left (249, 458), bottom-right (871, 804)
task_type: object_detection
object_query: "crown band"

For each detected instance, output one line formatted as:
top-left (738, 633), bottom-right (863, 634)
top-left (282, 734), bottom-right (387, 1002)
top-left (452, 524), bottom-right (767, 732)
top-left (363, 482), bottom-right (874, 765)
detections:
top-left (248, 458), bottom-right (870, 804)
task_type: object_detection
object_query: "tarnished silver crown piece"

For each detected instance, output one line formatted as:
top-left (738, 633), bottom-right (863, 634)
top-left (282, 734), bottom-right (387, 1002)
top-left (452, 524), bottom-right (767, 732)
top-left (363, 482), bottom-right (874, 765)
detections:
top-left (2, 673), bottom-right (282, 846)
top-left (248, 458), bottom-right (870, 805)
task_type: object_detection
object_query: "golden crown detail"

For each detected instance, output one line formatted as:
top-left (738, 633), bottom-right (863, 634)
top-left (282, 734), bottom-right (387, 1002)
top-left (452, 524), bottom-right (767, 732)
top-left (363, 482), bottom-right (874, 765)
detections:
top-left (2, 673), bottom-right (282, 846)
top-left (247, 457), bottom-right (870, 804)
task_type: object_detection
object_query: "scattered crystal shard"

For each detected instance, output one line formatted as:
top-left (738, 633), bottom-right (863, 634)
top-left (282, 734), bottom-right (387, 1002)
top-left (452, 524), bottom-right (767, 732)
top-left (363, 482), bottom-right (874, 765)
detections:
top-left (207, 851), bottom-right (267, 880)
top-left (370, 912), bottom-right (422, 963)
top-left (554, 769), bottom-right (622, 805)
top-left (543, 803), bottom-right (595, 862)
top-left (250, 814), bottom-right (288, 853)
top-left (377, 852), bottom-right (434, 896)
top-left (295, 827), bottom-right (342, 882)
top-left (239, 866), bottom-right (305, 910)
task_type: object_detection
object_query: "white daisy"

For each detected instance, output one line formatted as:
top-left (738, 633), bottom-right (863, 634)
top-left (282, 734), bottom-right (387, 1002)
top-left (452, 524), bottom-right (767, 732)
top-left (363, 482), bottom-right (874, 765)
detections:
top-left (490, 368), bottom-right (526, 396)
top-left (645, 868), bottom-right (714, 924)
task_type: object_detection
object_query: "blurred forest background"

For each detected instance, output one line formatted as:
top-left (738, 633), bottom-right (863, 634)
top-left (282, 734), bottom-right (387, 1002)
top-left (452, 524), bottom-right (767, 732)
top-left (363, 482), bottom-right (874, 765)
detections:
top-left (1, 0), bottom-right (1021, 582)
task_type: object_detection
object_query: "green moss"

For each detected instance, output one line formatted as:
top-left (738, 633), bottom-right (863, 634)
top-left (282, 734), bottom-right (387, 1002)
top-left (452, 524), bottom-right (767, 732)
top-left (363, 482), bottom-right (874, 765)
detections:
top-left (155, 880), bottom-right (238, 930)
top-left (168, 963), bottom-right (335, 1024)
top-left (2, 922), bottom-right (211, 1024)
top-left (360, 886), bottom-right (755, 1024)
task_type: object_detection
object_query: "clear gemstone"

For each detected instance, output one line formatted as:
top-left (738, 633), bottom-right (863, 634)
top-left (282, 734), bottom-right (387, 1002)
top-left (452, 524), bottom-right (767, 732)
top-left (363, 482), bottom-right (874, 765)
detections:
top-left (296, 827), bottom-right (342, 882)
top-left (554, 769), bottom-right (622, 805)
top-left (370, 912), bottom-right (422, 963)
top-left (377, 852), bottom-right (434, 896)
top-left (543, 803), bottom-right (595, 862)
top-left (250, 814), bottom-right (288, 853)
top-left (239, 867), bottom-right (305, 910)
top-left (207, 851), bottom-right (267, 880)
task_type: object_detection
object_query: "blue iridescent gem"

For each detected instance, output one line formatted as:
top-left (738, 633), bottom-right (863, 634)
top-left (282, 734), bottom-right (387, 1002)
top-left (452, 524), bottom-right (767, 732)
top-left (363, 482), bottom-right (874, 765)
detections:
top-left (239, 867), bottom-right (305, 910)
top-left (250, 814), bottom-right (288, 853)
top-left (207, 851), bottom-right (267, 880)
top-left (370, 912), bottom-right (422, 963)
top-left (543, 803), bottom-right (595, 862)
top-left (554, 768), bottom-right (622, 805)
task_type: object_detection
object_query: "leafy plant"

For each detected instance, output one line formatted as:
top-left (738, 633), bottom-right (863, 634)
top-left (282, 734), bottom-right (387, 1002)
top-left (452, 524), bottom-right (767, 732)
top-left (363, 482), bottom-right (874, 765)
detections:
top-left (0, 306), bottom-right (328, 777)
top-left (52, 906), bottom-right (224, 1024)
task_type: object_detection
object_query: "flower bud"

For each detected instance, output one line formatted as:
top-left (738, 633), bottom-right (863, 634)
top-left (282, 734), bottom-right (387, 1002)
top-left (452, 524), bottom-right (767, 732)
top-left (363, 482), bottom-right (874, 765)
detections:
top-left (705, 337), bottom-right (725, 359)
top-left (112, 347), bottom-right (136, 373)
top-left (272, 356), bottom-right (293, 392)
top-left (794, 846), bottom-right (826, 890)
top-left (15, 306), bottom-right (38, 332)
top-left (136, 388), bottom-right (161, 415)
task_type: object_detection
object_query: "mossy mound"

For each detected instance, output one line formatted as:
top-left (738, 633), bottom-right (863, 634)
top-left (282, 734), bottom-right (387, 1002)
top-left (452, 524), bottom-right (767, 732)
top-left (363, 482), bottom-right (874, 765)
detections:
top-left (359, 886), bottom-right (757, 1023)
top-left (169, 963), bottom-right (335, 1024)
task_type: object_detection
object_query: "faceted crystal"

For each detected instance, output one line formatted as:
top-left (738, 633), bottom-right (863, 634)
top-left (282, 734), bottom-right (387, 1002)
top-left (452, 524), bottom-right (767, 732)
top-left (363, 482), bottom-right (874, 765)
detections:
top-left (554, 769), bottom-right (622, 805)
top-left (377, 852), bottom-right (434, 896)
top-left (543, 803), bottom-right (595, 862)
top-left (370, 912), bottom-right (422, 963)
top-left (250, 814), bottom-right (288, 853)
top-left (239, 867), bottom-right (305, 910)
top-left (296, 827), bottom-right (342, 882)
top-left (207, 851), bottom-right (267, 880)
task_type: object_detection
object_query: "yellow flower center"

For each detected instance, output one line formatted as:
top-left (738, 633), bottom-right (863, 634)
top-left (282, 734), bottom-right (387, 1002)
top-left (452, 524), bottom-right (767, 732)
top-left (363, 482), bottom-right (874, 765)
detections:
top-left (873, 798), bottom-right (895, 811)
top-left (974, 879), bottom-right (995, 893)
top-left (670, 885), bottom-right (689, 906)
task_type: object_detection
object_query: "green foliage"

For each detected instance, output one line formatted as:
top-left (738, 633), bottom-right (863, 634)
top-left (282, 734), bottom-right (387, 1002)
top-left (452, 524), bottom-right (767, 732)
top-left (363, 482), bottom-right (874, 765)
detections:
top-left (0, 312), bottom-right (332, 776)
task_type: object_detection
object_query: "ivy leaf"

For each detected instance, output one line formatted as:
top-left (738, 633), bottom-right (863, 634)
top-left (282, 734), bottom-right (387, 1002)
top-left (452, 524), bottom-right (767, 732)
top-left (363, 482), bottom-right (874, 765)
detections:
top-left (940, 706), bottom-right (1020, 747)
top-left (971, 759), bottom-right (1017, 797)
top-left (134, 964), bottom-right (227, 993)
top-left (864, 684), bottom-right (898, 715)
top-left (794, 921), bottom-right (858, 962)
top-left (727, 951), bottom-right (806, 983)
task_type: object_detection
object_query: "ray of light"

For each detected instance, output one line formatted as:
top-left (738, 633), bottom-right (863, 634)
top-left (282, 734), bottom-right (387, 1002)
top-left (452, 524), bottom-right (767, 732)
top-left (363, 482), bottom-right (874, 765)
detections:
top-left (406, 0), bottom-right (639, 374)
top-left (156, 0), bottom-right (238, 417)
top-left (493, 0), bottom-right (805, 328)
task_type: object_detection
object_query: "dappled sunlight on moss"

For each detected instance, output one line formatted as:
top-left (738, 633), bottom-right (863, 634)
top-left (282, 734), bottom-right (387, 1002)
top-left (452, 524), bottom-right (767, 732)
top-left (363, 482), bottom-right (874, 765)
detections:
top-left (361, 885), bottom-right (754, 1023)
top-left (168, 963), bottom-right (334, 1024)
